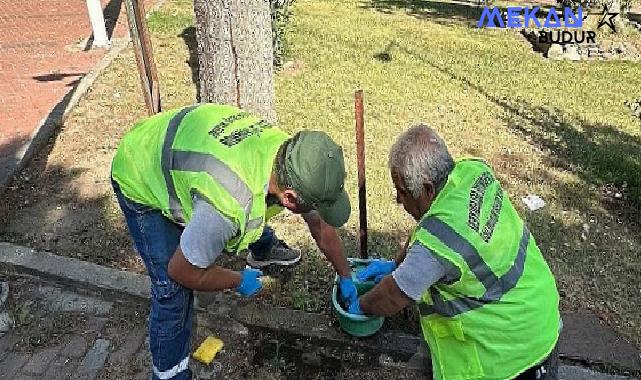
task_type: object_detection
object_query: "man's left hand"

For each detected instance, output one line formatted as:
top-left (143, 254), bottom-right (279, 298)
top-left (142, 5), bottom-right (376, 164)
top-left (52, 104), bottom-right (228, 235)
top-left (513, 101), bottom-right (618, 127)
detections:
top-left (357, 259), bottom-right (396, 283)
top-left (339, 276), bottom-right (358, 308)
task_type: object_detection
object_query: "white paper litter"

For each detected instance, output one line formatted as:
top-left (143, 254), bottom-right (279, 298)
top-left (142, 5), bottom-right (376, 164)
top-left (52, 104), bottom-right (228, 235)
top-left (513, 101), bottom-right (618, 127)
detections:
top-left (522, 194), bottom-right (546, 211)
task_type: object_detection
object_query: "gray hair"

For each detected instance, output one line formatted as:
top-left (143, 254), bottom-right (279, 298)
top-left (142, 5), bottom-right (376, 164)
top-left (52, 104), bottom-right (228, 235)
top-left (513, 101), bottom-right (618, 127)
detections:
top-left (388, 124), bottom-right (454, 199)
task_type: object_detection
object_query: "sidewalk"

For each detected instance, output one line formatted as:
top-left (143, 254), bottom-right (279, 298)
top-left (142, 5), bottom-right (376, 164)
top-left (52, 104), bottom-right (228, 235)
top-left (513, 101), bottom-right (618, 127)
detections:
top-left (0, 274), bottom-right (151, 379)
top-left (0, 0), bottom-right (145, 193)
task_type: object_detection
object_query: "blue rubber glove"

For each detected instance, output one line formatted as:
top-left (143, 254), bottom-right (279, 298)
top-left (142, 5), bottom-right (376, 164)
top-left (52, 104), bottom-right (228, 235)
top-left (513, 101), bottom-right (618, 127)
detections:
top-left (236, 268), bottom-right (263, 297)
top-left (348, 298), bottom-right (363, 315)
top-left (357, 259), bottom-right (397, 283)
top-left (339, 276), bottom-right (358, 309)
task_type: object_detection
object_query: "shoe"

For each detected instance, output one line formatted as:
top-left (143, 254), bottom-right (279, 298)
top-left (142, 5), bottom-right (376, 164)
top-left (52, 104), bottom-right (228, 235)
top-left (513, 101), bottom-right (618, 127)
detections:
top-left (246, 240), bottom-right (302, 267)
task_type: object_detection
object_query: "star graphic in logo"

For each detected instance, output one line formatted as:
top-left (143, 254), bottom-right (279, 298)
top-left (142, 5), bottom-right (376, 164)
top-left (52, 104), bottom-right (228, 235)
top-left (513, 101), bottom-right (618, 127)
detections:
top-left (597, 5), bottom-right (619, 33)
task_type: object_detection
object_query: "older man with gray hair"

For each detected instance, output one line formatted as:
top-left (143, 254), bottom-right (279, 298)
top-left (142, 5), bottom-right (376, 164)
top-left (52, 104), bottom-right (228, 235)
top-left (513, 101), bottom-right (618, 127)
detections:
top-left (351, 125), bottom-right (561, 380)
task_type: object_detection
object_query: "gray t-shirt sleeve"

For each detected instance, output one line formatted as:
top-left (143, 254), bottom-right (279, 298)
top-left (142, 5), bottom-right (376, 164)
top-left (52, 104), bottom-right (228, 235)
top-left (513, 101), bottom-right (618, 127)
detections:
top-left (180, 195), bottom-right (238, 269)
top-left (392, 242), bottom-right (447, 301)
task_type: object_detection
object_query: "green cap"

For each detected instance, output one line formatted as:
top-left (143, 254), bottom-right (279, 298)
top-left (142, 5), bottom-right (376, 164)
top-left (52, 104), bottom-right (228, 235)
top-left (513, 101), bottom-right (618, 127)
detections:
top-left (283, 131), bottom-right (351, 227)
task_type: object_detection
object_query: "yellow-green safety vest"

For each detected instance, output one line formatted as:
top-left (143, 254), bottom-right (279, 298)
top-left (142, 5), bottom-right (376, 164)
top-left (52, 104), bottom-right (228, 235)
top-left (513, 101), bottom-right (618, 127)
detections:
top-left (111, 104), bottom-right (288, 252)
top-left (411, 159), bottom-right (560, 380)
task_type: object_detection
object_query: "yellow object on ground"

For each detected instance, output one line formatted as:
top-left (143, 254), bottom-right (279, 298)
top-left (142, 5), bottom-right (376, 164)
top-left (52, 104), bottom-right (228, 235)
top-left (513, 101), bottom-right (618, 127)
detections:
top-left (192, 336), bottom-right (224, 365)
top-left (260, 275), bottom-right (277, 290)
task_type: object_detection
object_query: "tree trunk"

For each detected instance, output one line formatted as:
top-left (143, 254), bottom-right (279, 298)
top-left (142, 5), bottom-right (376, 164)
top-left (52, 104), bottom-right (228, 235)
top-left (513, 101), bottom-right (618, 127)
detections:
top-left (193, 0), bottom-right (276, 122)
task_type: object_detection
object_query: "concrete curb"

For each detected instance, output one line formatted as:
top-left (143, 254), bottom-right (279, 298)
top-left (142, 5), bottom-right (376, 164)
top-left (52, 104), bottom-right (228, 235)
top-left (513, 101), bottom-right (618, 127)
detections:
top-left (0, 242), bottom-right (149, 299)
top-left (0, 241), bottom-right (638, 378)
top-left (0, 241), bottom-right (426, 372)
top-left (560, 365), bottom-right (633, 380)
top-left (0, 241), bottom-right (420, 354)
top-left (0, 37), bottom-right (130, 194)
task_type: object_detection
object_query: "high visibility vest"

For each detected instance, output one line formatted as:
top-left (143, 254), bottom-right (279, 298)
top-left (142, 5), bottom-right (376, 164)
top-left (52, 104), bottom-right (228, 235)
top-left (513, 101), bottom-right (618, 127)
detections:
top-left (111, 104), bottom-right (288, 252)
top-left (412, 159), bottom-right (560, 380)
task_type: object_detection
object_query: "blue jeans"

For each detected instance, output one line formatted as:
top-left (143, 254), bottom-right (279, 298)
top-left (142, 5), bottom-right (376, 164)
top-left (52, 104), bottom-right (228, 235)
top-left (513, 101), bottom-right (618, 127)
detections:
top-left (112, 181), bottom-right (274, 380)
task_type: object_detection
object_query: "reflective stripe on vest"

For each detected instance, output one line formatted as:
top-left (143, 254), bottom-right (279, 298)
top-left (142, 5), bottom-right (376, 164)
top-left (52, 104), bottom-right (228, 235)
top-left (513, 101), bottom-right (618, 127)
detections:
top-left (162, 105), bottom-right (199, 222)
top-left (161, 106), bottom-right (262, 231)
top-left (246, 217), bottom-right (263, 230)
top-left (418, 216), bottom-right (530, 317)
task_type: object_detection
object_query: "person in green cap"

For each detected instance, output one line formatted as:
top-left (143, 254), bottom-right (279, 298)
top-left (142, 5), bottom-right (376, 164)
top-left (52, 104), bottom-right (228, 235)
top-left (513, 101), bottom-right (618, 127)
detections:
top-left (110, 104), bottom-right (358, 380)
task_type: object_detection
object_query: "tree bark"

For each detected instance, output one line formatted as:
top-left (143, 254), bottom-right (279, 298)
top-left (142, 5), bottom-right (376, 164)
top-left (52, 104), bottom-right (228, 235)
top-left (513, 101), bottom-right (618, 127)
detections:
top-left (193, 0), bottom-right (276, 122)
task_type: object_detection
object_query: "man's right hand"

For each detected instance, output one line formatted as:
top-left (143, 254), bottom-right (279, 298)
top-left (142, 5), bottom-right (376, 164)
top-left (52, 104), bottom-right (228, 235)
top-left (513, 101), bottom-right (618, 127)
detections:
top-left (357, 259), bottom-right (397, 283)
top-left (236, 268), bottom-right (263, 296)
top-left (339, 276), bottom-right (358, 309)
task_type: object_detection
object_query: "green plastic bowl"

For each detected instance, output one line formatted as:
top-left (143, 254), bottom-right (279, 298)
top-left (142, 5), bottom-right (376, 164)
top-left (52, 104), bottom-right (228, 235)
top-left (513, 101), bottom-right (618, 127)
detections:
top-left (332, 258), bottom-right (385, 337)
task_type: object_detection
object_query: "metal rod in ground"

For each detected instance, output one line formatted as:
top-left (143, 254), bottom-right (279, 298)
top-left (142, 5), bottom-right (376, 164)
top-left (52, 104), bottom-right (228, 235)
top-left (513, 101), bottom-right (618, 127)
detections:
top-left (355, 90), bottom-right (368, 259)
top-left (124, 0), bottom-right (161, 115)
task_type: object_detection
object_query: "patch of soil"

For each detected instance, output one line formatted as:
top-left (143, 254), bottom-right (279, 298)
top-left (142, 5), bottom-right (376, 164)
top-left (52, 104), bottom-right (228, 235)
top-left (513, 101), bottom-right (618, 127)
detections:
top-left (279, 59), bottom-right (305, 77)
top-left (0, 140), bottom-right (142, 272)
top-left (192, 318), bottom-right (427, 380)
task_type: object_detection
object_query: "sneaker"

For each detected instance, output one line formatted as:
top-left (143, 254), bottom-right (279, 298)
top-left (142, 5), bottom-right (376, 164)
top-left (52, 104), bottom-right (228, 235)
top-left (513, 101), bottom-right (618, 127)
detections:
top-left (246, 240), bottom-right (302, 267)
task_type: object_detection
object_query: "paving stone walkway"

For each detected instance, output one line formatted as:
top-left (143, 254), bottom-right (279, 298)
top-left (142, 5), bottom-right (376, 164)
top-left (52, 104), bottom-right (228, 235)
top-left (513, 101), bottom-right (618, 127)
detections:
top-left (0, 275), bottom-right (151, 379)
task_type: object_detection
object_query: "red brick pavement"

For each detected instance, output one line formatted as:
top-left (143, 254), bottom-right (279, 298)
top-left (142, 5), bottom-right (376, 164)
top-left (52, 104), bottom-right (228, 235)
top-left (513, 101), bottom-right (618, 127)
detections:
top-left (0, 0), bottom-right (144, 185)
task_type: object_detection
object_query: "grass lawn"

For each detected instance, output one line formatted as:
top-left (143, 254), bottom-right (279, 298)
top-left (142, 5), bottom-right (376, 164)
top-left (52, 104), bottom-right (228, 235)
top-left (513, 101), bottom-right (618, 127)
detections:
top-left (272, 0), bottom-right (641, 342)
top-left (1, 0), bottom-right (639, 347)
